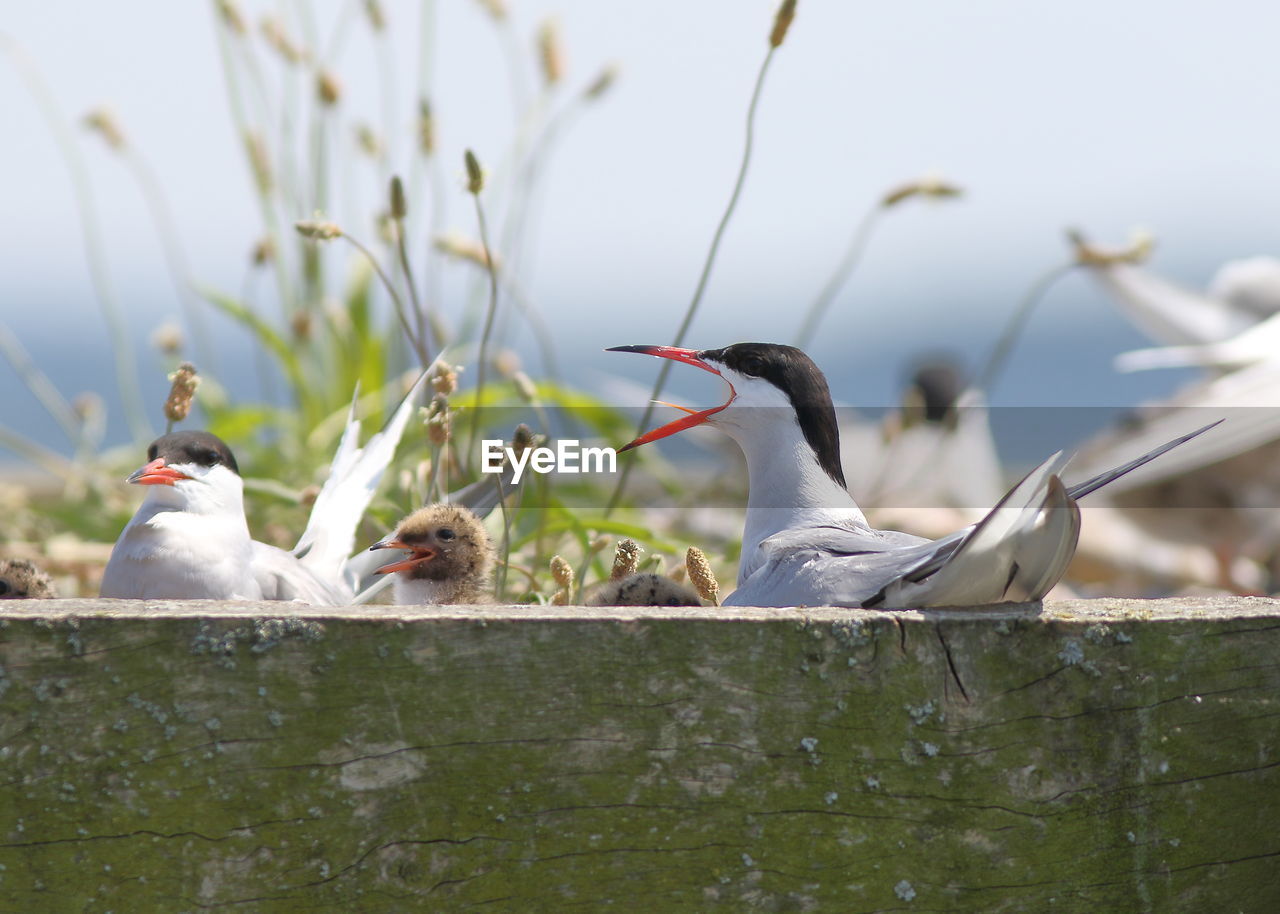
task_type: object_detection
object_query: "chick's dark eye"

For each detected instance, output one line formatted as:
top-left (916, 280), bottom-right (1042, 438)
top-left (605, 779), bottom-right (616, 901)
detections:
top-left (0, 580), bottom-right (9, 595)
top-left (437, 528), bottom-right (455, 541)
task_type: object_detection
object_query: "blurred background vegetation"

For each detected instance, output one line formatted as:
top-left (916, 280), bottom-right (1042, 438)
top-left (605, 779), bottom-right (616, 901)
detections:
top-left (3, 1), bottom-right (1280, 599)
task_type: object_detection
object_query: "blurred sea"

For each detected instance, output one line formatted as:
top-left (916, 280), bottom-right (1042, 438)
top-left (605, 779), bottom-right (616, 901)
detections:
top-left (0, 284), bottom-right (1198, 477)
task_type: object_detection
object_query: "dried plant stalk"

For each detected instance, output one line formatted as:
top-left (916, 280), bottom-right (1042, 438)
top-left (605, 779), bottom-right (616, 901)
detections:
top-left (611, 539), bottom-right (641, 580)
top-left (686, 547), bottom-right (719, 605)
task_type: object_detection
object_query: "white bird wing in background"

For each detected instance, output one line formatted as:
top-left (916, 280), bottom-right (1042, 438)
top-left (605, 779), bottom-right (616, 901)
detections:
top-left (1089, 262), bottom-right (1261, 347)
top-left (1071, 370), bottom-right (1280, 491)
top-left (291, 373), bottom-right (426, 592)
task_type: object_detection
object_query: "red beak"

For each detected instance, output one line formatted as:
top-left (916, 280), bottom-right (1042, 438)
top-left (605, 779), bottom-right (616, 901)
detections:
top-left (127, 458), bottom-right (191, 486)
top-left (368, 538), bottom-right (438, 575)
top-left (606, 345), bottom-right (736, 451)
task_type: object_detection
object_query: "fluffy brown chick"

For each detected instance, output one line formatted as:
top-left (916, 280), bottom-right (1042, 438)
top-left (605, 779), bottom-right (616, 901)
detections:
top-left (0, 559), bottom-right (58, 599)
top-left (588, 572), bottom-right (701, 606)
top-left (369, 505), bottom-right (494, 604)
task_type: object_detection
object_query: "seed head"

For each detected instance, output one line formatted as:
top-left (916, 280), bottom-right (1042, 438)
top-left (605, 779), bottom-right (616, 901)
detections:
top-left (290, 311), bottom-right (313, 341)
top-left (550, 555), bottom-right (575, 603)
top-left (357, 124), bottom-right (383, 160)
top-left (149, 322), bottom-right (184, 355)
top-left (511, 423), bottom-right (535, 458)
top-left (73, 391), bottom-right (104, 423)
top-left (216, 0), bottom-right (248, 35)
top-left (512, 371), bottom-right (538, 402)
top-left (317, 70), bottom-right (342, 106)
top-left (244, 131), bottom-right (273, 194)
top-left (1067, 227), bottom-right (1156, 267)
top-left (430, 361), bottom-right (459, 397)
top-left (417, 97), bottom-right (436, 156)
top-left (610, 539), bottom-right (641, 580)
top-left (464, 149), bottom-right (484, 194)
top-left (770, 0), bottom-right (797, 48)
top-left (164, 363), bottom-right (200, 425)
top-left (295, 217), bottom-right (342, 241)
top-left (363, 0), bottom-right (386, 31)
top-left (83, 107), bottom-right (125, 150)
top-left (387, 175), bottom-right (408, 220)
top-left (434, 232), bottom-right (499, 269)
top-left (261, 16), bottom-right (308, 63)
top-left (251, 236), bottom-right (276, 266)
top-left (686, 547), bottom-right (719, 605)
top-left (475, 0), bottom-right (507, 22)
top-left (538, 18), bottom-right (566, 86)
top-left (494, 349), bottom-right (522, 378)
top-left (423, 396), bottom-right (451, 446)
top-left (584, 63), bottom-right (620, 101)
top-left (882, 173), bottom-right (963, 208)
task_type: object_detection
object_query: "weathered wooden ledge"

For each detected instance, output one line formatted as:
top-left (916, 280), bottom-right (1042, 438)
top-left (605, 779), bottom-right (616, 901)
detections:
top-left (1, 598), bottom-right (1277, 912)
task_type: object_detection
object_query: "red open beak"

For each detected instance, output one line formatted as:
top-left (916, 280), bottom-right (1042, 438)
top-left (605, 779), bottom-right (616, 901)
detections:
top-left (368, 538), bottom-right (438, 575)
top-left (606, 345), bottom-right (736, 451)
top-left (126, 458), bottom-right (191, 486)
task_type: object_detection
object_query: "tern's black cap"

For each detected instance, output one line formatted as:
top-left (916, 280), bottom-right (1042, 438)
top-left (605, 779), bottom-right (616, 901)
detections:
top-left (701, 343), bottom-right (846, 490)
top-left (145, 431), bottom-right (240, 476)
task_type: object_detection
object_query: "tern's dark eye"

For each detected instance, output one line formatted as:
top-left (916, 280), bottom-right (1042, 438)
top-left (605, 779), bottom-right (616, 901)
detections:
top-left (437, 528), bottom-right (456, 541)
top-left (739, 356), bottom-right (764, 376)
top-left (147, 444), bottom-right (159, 461)
top-left (195, 449), bottom-right (219, 466)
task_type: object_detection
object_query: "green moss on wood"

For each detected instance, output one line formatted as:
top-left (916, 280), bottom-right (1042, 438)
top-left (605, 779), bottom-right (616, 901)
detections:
top-left (0, 599), bottom-right (1277, 911)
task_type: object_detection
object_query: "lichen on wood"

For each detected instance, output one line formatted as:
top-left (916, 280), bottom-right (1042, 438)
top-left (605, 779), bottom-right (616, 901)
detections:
top-left (0, 598), bottom-right (1277, 911)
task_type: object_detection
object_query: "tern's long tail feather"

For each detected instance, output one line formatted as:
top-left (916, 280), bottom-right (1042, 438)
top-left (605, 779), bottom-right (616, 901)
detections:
top-left (293, 375), bottom-right (426, 589)
top-left (1066, 420), bottom-right (1223, 500)
top-left (868, 420), bottom-right (1221, 608)
top-left (870, 451), bottom-right (1079, 608)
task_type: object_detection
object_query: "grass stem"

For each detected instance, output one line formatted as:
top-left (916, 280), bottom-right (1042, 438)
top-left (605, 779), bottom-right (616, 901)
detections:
top-left (607, 45), bottom-right (778, 513)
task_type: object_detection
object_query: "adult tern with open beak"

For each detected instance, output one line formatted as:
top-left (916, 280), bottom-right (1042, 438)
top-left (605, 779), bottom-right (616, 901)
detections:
top-left (610, 342), bottom-right (1218, 608)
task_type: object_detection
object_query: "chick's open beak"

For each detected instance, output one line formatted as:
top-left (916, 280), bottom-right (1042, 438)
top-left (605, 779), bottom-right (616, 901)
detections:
top-left (368, 538), bottom-right (439, 575)
top-left (606, 345), bottom-right (736, 451)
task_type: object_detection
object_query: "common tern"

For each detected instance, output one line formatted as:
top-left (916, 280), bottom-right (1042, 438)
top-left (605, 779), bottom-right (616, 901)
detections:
top-left (0, 558), bottom-right (57, 598)
top-left (843, 357), bottom-right (1003, 517)
top-left (100, 379), bottom-right (423, 602)
top-left (1070, 360), bottom-right (1280, 590)
top-left (610, 343), bottom-right (1217, 608)
top-left (368, 504), bottom-right (495, 604)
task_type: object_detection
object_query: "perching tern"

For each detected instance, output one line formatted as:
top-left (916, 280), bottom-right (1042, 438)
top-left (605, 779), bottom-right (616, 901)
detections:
top-left (100, 378), bottom-right (423, 602)
top-left (610, 342), bottom-right (1218, 608)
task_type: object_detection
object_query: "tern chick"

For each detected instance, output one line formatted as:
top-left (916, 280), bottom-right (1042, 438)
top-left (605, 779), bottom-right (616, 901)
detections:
top-left (589, 573), bottom-right (702, 606)
top-left (370, 505), bottom-right (495, 604)
top-left (0, 559), bottom-right (58, 598)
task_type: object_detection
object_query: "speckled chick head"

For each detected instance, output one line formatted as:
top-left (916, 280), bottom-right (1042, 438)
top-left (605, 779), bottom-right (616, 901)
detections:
top-left (0, 559), bottom-right (58, 598)
top-left (589, 572), bottom-right (701, 607)
top-left (372, 504), bottom-right (494, 603)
